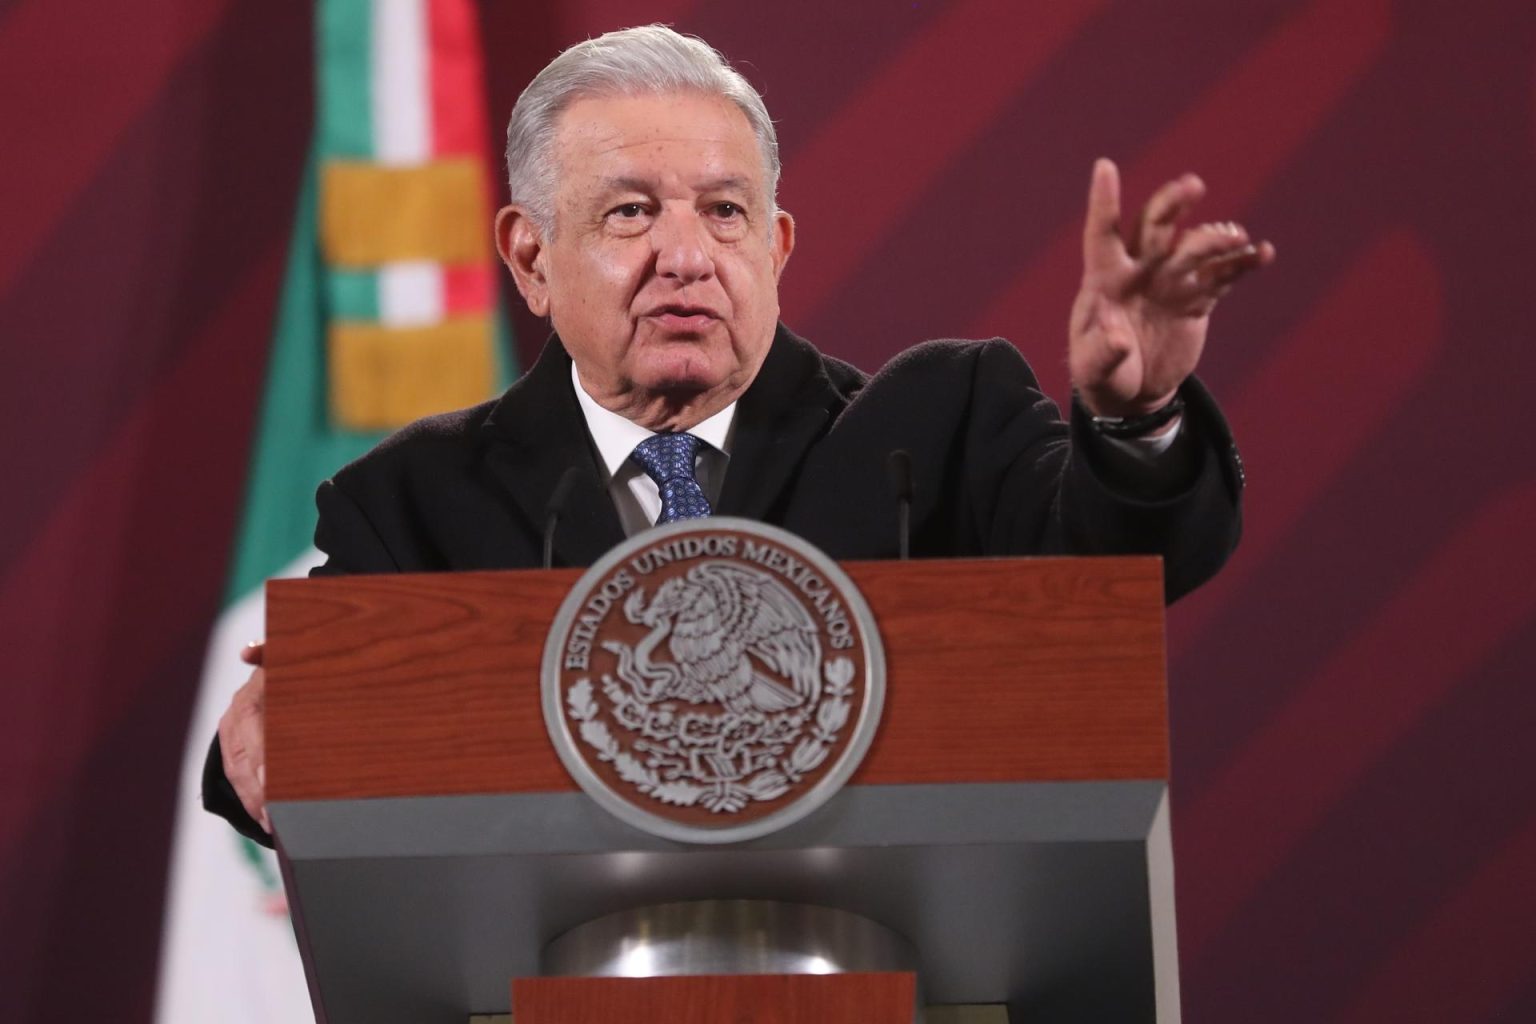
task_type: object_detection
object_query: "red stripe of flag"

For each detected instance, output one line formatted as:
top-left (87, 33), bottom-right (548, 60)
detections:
top-left (427, 0), bottom-right (487, 160)
top-left (428, 0), bottom-right (498, 268)
top-left (443, 262), bottom-right (494, 316)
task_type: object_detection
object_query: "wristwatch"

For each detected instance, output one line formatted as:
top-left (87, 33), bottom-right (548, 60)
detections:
top-left (1079, 391), bottom-right (1186, 439)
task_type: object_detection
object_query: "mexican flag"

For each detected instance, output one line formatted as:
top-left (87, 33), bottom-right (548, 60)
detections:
top-left (155, 2), bottom-right (512, 1019)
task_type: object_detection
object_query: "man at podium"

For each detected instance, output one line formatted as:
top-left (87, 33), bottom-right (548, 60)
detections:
top-left (206, 24), bottom-right (1269, 844)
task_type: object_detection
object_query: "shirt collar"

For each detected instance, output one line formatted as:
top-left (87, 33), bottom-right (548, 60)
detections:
top-left (570, 362), bottom-right (736, 478)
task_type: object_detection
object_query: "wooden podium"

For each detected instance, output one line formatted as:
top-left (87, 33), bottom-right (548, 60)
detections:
top-left (266, 556), bottom-right (1179, 1023)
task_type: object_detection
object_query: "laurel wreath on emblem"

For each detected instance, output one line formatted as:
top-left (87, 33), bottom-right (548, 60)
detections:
top-left (563, 561), bottom-right (859, 815)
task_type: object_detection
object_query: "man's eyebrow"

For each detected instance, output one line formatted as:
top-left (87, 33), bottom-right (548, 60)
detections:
top-left (597, 175), bottom-right (655, 195)
top-left (696, 176), bottom-right (753, 194)
top-left (595, 175), bottom-right (755, 195)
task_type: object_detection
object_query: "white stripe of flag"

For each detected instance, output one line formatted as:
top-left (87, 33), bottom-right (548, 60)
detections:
top-left (378, 260), bottom-right (445, 326)
top-left (371, 0), bottom-right (431, 166)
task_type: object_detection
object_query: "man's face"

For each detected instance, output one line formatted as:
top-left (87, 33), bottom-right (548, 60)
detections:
top-left (501, 91), bottom-right (794, 424)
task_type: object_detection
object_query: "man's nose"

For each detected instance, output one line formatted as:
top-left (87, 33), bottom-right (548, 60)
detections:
top-left (652, 207), bottom-right (714, 283)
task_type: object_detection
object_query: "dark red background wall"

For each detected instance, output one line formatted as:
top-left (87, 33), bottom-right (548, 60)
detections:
top-left (3, 1), bottom-right (1533, 1021)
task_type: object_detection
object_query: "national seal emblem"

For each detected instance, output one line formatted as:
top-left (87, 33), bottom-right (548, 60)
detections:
top-left (540, 518), bottom-right (886, 844)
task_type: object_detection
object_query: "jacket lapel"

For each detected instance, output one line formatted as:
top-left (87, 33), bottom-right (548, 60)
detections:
top-left (481, 326), bottom-right (844, 562)
top-left (480, 337), bottom-right (625, 567)
top-left (715, 326), bottom-right (845, 521)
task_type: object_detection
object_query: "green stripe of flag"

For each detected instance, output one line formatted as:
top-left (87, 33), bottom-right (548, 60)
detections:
top-left (325, 268), bottom-right (381, 321)
top-left (318, 0), bottom-right (374, 159)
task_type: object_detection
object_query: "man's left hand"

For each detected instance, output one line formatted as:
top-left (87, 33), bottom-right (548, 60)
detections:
top-left (1069, 158), bottom-right (1274, 419)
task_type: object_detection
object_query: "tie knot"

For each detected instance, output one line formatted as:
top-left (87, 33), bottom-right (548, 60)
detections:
top-left (630, 432), bottom-right (704, 484)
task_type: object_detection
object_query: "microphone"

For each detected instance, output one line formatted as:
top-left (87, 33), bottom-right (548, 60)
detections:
top-left (543, 467), bottom-right (583, 570)
top-left (886, 449), bottom-right (913, 561)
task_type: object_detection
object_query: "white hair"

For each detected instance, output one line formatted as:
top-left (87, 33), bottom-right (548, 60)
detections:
top-left (504, 24), bottom-right (781, 233)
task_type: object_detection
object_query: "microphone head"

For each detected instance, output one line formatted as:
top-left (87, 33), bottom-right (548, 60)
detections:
top-left (886, 449), bottom-right (913, 502)
top-left (546, 466), bottom-right (583, 520)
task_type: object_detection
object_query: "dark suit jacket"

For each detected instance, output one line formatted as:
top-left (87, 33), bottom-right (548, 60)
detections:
top-left (205, 325), bottom-right (1243, 842)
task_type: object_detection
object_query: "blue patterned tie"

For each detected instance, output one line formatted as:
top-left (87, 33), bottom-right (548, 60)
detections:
top-left (631, 432), bottom-right (713, 524)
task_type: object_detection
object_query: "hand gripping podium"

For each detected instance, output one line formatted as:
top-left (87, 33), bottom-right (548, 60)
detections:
top-left (266, 555), bottom-right (1179, 1023)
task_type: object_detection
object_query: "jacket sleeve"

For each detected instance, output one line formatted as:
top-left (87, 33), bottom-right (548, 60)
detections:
top-left (962, 340), bottom-right (1243, 601)
top-left (311, 476), bottom-right (403, 576)
top-left (200, 476), bottom-right (401, 845)
top-left (201, 733), bottom-right (274, 848)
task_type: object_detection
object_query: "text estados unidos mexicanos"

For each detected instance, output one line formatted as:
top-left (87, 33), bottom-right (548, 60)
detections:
top-left (562, 535), bottom-right (856, 670)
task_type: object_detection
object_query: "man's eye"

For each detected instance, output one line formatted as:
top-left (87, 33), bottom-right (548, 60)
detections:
top-left (612, 203), bottom-right (646, 218)
top-left (712, 202), bottom-right (743, 218)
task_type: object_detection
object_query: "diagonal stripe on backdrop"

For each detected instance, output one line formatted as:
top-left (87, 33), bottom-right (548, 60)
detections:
top-left (1178, 480), bottom-right (1536, 962)
top-left (967, 0), bottom-right (1392, 402)
top-left (572, 0), bottom-right (698, 34)
top-left (1167, 229), bottom-right (1443, 659)
top-left (0, 0), bottom-right (312, 591)
top-left (0, 0), bottom-right (232, 300)
top-left (0, 241), bottom-right (287, 862)
top-left (778, 0), bottom-right (1106, 326)
top-left (1338, 813), bottom-right (1536, 1023)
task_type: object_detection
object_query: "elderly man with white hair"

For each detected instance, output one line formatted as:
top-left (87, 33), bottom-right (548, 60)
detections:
top-left (207, 25), bottom-right (1269, 843)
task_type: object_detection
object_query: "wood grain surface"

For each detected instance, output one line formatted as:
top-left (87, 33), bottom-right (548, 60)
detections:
top-left (511, 972), bottom-right (917, 1023)
top-left (265, 557), bottom-right (1167, 801)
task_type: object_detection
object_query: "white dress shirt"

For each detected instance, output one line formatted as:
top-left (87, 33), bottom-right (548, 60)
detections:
top-left (571, 363), bottom-right (737, 536)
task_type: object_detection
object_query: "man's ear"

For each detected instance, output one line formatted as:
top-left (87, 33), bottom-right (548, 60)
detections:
top-left (770, 208), bottom-right (796, 282)
top-left (494, 204), bottom-right (550, 317)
